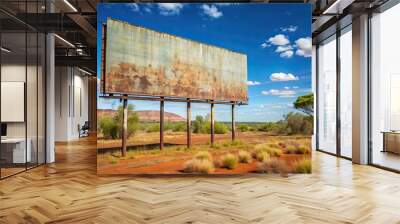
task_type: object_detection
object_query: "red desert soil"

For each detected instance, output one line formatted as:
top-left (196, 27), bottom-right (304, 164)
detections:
top-left (98, 154), bottom-right (309, 175)
top-left (97, 132), bottom-right (311, 175)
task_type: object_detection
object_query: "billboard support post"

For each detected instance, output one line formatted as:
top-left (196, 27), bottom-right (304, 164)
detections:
top-left (160, 97), bottom-right (164, 150)
top-left (211, 102), bottom-right (215, 146)
top-left (232, 104), bottom-right (236, 141)
top-left (187, 99), bottom-right (191, 148)
top-left (121, 96), bottom-right (128, 157)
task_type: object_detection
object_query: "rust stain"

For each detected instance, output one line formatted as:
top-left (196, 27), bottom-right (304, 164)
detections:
top-left (104, 18), bottom-right (248, 102)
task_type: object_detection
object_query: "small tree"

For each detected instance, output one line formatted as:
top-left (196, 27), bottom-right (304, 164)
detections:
top-left (284, 112), bottom-right (313, 135)
top-left (192, 115), bottom-right (205, 133)
top-left (293, 93), bottom-right (314, 116)
top-left (99, 104), bottom-right (139, 139)
top-left (114, 104), bottom-right (139, 138)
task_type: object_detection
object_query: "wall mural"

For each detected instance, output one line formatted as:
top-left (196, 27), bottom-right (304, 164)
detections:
top-left (97, 3), bottom-right (312, 175)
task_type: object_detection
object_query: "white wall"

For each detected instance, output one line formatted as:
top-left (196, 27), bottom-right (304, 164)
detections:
top-left (55, 67), bottom-right (89, 141)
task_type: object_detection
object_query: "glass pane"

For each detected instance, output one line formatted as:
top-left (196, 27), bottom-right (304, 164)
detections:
top-left (38, 32), bottom-right (45, 164)
top-left (1, 30), bottom-right (27, 177)
top-left (317, 36), bottom-right (337, 154)
top-left (340, 28), bottom-right (352, 158)
top-left (27, 31), bottom-right (38, 168)
top-left (371, 4), bottom-right (400, 171)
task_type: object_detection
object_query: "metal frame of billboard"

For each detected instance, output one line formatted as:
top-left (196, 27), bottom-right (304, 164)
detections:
top-left (100, 22), bottom-right (247, 155)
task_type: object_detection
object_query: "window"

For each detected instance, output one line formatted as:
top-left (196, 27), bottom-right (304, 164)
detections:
top-left (317, 35), bottom-right (337, 154)
top-left (0, 1), bottom-right (46, 179)
top-left (370, 3), bottom-right (400, 171)
top-left (339, 26), bottom-right (352, 158)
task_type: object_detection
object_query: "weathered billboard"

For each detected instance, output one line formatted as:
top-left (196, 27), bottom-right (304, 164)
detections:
top-left (102, 18), bottom-right (248, 102)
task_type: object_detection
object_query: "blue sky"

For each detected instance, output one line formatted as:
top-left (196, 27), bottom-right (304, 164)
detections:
top-left (97, 3), bottom-right (311, 122)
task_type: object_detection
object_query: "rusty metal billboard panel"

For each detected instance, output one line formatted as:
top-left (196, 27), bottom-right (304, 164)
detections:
top-left (103, 18), bottom-right (248, 102)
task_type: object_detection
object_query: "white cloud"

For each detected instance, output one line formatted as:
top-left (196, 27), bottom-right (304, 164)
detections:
top-left (144, 6), bottom-right (152, 13)
top-left (270, 72), bottom-right (299, 82)
top-left (127, 3), bottom-right (139, 12)
top-left (201, 4), bottom-right (223, 18)
top-left (279, 50), bottom-right (294, 58)
top-left (247, 81), bottom-right (261, 86)
top-left (284, 86), bottom-right (290, 89)
top-left (157, 3), bottom-right (184, 16)
top-left (260, 103), bottom-right (291, 109)
top-left (275, 45), bottom-right (293, 58)
top-left (292, 86), bottom-right (299, 89)
top-left (267, 34), bottom-right (290, 46)
top-left (275, 45), bottom-right (293, 53)
top-left (281, 25), bottom-right (298, 32)
top-left (261, 89), bottom-right (296, 98)
top-left (261, 43), bottom-right (270, 48)
top-left (295, 37), bottom-right (312, 57)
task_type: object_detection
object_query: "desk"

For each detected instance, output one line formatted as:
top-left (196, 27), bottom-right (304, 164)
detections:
top-left (1, 138), bottom-right (31, 163)
top-left (382, 132), bottom-right (400, 154)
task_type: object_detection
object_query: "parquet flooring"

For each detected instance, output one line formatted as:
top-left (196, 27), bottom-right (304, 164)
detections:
top-left (1, 137), bottom-right (400, 223)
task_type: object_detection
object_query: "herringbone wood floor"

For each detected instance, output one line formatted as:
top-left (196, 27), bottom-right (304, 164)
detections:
top-left (1, 137), bottom-right (400, 224)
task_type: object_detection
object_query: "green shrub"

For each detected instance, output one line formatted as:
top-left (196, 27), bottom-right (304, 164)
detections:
top-left (285, 145), bottom-right (297, 154)
top-left (183, 159), bottom-right (214, 174)
top-left (231, 140), bottom-right (245, 147)
top-left (192, 115), bottom-right (228, 134)
top-left (203, 122), bottom-right (229, 134)
top-left (237, 124), bottom-right (250, 132)
top-left (214, 122), bottom-right (229, 134)
top-left (254, 144), bottom-right (282, 157)
top-left (221, 153), bottom-right (238, 169)
top-left (284, 112), bottom-right (313, 135)
top-left (255, 112), bottom-right (313, 135)
top-left (98, 104), bottom-right (139, 139)
top-left (192, 116), bottom-right (205, 133)
top-left (257, 122), bottom-right (286, 134)
top-left (296, 145), bottom-right (311, 154)
top-left (194, 151), bottom-right (212, 161)
top-left (238, 151), bottom-right (252, 163)
top-left (99, 116), bottom-right (119, 139)
top-left (172, 122), bottom-right (186, 132)
top-left (293, 159), bottom-right (312, 173)
top-left (253, 150), bottom-right (270, 162)
top-left (267, 148), bottom-right (283, 157)
top-left (146, 123), bottom-right (160, 133)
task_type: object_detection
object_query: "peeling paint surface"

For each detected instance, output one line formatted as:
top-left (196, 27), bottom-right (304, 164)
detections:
top-left (104, 18), bottom-right (248, 102)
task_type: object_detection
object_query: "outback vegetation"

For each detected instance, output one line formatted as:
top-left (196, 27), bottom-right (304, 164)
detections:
top-left (98, 137), bottom-right (311, 175)
top-left (97, 94), bottom-right (313, 175)
top-left (98, 104), bottom-right (139, 139)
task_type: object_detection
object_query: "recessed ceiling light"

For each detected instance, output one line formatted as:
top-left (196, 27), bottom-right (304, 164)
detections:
top-left (78, 67), bottom-right (92, 76)
top-left (54, 34), bottom-right (75, 48)
top-left (1, 47), bottom-right (11, 53)
top-left (63, 0), bottom-right (78, 12)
